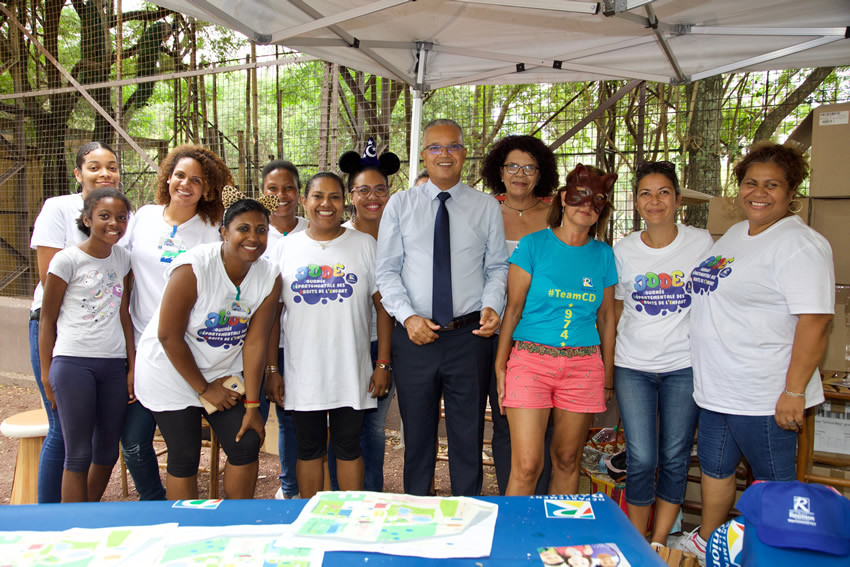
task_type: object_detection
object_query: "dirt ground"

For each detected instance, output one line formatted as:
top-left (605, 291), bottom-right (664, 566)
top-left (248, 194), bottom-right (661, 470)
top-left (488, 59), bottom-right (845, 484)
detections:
top-left (0, 381), bottom-right (500, 502)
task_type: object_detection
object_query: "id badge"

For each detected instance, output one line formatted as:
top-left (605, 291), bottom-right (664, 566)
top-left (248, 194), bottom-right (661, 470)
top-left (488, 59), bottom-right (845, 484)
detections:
top-left (224, 290), bottom-right (248, 315)
top-left (158, 234), bottom-right (187, 264)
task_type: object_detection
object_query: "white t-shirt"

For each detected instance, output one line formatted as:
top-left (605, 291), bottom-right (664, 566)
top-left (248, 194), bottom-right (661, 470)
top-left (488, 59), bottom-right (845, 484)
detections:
top-left (47, 245), bottom-right (131, 358)
top-left (30, 194), bottom-right (87, 311)
top-left (264, 216), bottom-right (308, 347)
top-left (690, 216), bottom-right (834, 415)
top-left (614, 224), bottom-right (714, 372)
top-left (343, 219), bottom-right (378, 343)
top-left (267, 216), bottom-right (308, 250)
top-left (271, 229), bottom-right (378, 411)
top-left (126, 205), bottom-right (221, 342)
top-left (134, 242), bottom-right (279, 412)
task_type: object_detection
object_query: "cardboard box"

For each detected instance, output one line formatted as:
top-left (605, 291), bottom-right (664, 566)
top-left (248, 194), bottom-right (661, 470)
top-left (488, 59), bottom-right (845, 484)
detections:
top-left (810, 198), bottom-right (850, 284)
top-left (810, 103), bottom-right (850, 197)
top-left (821, 286), bottom-right (849, 372)
top-left (814, 400), bottom-right (850, 456)
top-left (707, 196), bottom-right (809, 238)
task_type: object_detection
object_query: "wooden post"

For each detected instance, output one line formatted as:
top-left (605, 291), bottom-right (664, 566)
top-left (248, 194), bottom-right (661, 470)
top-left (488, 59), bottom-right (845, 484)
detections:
top-left (275, 45), bottom-right (283, 159)
top-left (329, 63), bottom-right (340, 173)
top-left (237, 131), bottom-right (247, 190)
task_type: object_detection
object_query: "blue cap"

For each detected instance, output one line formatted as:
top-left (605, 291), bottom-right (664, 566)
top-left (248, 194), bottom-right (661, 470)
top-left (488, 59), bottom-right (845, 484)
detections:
top-left (736, 481), bottom-right (850, 556)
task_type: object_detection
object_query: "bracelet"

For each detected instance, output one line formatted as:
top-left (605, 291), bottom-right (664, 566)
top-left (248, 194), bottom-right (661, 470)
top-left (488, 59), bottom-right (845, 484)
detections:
top-left (199, 383), bottom-right (209, 395)
top-left (604, 386), bottom-right (614, 390)
top-left (783, 389), bottom-right (805, 399)
top-left (376, 359), bottom-right (391, 365)
top-left (244, 402), bottom-right (260, 409)
top-left (265, 365), bottom-right (279, 375)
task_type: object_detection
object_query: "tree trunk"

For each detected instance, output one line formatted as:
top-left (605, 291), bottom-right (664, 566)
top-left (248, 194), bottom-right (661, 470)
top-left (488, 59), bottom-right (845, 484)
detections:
top-left (683, 75), bottom-right (724, 228)
top-left (752, 67), bottom-right (835, 142)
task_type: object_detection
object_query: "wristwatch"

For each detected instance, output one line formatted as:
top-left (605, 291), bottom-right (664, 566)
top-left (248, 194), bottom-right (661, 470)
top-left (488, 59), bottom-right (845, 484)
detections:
top-left (376, 362), bottom-right (392, 372)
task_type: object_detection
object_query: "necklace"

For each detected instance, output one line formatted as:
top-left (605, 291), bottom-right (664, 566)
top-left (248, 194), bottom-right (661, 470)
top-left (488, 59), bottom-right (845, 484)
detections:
top-left (307, 226), bottom-right (344, 250)
top-left (501, 199), bottom-right (540, 217)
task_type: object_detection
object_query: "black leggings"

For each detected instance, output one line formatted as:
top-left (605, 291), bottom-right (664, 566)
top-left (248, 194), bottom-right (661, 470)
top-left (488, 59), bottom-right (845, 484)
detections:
top-left (152, 403), bottom-right (260, 478)
top-left (292, 407), bottom-right (365, 461)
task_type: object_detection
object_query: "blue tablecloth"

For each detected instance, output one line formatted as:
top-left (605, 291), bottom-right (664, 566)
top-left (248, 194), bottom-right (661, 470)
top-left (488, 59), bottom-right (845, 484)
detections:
top-left (0, 494), bottom-right (664, 565)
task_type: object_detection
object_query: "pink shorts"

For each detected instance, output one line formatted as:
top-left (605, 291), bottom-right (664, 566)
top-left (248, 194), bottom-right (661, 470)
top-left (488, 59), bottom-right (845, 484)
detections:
top-left (503, 341), bottom-right (606, 413)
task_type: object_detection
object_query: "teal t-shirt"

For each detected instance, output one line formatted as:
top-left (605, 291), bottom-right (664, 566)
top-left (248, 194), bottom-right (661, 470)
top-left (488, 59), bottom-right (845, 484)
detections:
top-left (510, 228), bottom-right (617, 348)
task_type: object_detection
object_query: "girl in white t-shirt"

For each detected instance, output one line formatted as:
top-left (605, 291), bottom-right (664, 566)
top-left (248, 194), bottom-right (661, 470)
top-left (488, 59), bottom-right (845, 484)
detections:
top-left (29, 141), bottom-right (122, 503)
top-left (122, 145), bottom-right (229, 501)
top-left (134, 196), bottom-right (281, 500)
top-left (38, 188), bottom-right (133, 503)
top-left (613, 161), bottom-right (713, 548)
top-left (269, 172), bottom-right (392, 499)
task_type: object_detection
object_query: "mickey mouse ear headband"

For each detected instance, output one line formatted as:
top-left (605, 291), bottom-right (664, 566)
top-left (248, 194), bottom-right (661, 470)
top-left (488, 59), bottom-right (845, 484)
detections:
top-left (338, 137), bottom-right (400, 177)
top-left (222, 185), bottom-right (279, 214)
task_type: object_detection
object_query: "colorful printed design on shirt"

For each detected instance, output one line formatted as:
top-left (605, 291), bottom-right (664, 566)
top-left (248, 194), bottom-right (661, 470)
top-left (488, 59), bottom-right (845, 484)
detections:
top-left (291, 262), bottom-right (358, 305)
top-left (631, 270), bottom-right (691, 316)
top-left (689, 255), bottom-right (734, 295)
top-left (80, 269), bottom-right (123, 322)
top-left (198, 306), bottom-right (251, 348)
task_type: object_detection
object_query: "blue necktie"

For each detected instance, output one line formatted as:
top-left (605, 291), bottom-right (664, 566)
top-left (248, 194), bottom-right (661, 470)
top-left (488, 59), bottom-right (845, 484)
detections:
top-left (432, 192), bottom-right (453, 327)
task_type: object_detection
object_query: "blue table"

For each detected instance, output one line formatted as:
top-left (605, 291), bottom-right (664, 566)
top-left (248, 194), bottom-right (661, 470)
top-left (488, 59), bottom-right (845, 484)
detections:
top-left (0, 494), bottom-right (664, 565)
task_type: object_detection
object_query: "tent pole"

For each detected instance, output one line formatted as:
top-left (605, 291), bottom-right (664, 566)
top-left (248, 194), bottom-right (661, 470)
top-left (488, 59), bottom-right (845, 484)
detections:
top-left (407, 43), bottom-right (428, 186)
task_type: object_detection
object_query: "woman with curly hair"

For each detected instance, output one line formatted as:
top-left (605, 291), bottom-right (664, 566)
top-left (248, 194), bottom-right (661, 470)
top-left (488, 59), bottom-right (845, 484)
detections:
top-left (481, 135), bottom-right (559, 495)
top-left (121, 144), bottom-right (231, 500)
top-left (675, 142), bottom-right (834, 562)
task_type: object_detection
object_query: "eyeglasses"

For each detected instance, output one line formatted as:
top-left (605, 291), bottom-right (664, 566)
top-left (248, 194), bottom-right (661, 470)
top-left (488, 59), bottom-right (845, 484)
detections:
top-left (636, 160), bottom-right (675, 173)
top-left (502, 163), bottom-right (539, 175)
top-left (424, 144), bottom-right (465, 155)
top-left (352, 184), bottom-right (390, 197)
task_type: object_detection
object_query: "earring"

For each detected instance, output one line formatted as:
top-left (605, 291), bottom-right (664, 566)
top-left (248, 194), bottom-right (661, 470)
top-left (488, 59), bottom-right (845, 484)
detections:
top-left (560, 206), bottom-right (566, 226)
top-left (74, 181), bottom-right (82, 193)
top-left (788, 199), bottom-right (803, 214)
top-left (116, 181), bottom-right (125, 191)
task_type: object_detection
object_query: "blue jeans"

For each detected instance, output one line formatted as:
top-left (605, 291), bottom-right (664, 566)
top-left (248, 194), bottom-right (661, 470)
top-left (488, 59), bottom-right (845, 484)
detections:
top-left (328, 341), bottom-right (392, 492)
top-left (614, 366), bottom-right (699, 506)
top-left (259, 348), bottom-right (299, 498)
top-left (697, 408), bottom-right (797, 481)
top-left (29, 317), bottom-right (64, 503)
top-left (120, 401), bottom-right (166, 500)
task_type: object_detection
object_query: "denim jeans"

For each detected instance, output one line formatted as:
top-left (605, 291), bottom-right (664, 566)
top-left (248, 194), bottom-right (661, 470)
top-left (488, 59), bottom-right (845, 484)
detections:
top-left (29, 318), bottom-right (64, 503)
top-left (259, 348), bottom-right (299, 498)
top-left (614, 366), bottom-right (699, 506)
top-left (697, 408), bottom-right (797, 481)
top-left (328, 341), bottom-right (392, 492)
top-left (120, 401), bottom-right (166, 500)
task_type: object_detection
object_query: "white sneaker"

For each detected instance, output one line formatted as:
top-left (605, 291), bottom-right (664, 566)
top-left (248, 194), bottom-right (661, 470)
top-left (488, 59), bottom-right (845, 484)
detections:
top-left (670, 527), bottom-right (706, 566)
top-left (274, 487), bottom-right (285, 500)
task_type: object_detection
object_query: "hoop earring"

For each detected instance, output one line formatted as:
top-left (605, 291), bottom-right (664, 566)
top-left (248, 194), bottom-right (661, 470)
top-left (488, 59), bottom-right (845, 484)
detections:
top-left (560, 206), bottom-right (565, 226)
top-left (116, 181), bottom-right (125, 192)
top-left (788, 199), bottom-right (803, 214)
top-left (74, 181), bottom-right (82, 193)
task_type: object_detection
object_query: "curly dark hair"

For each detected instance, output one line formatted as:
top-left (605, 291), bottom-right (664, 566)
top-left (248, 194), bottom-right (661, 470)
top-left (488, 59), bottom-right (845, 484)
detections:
top-left (733, 140), bottom-right (808, 196)
top-left (155, 145), bottom-right (233, 225)
top-left (481, 135), bottom-right (557, 198)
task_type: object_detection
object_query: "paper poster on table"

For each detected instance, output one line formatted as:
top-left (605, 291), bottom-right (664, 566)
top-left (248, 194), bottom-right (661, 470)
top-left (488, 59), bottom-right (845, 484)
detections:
top-left (147, 525), bottom-right (322, 566)
top-left (538, 543), bottom-right (631, 566)
top-left (0, 524), bottom-right (177, 566)
top-left (280, 491), bottom-right (498, 558)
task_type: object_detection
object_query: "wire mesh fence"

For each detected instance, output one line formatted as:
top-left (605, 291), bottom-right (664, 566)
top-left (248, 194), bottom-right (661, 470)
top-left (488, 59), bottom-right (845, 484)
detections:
top-left (0, 3), bottom-right (848, 297)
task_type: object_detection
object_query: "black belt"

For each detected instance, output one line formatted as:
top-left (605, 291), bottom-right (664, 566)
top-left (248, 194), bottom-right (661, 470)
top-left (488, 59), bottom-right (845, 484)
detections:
top-left (437, 311), bottom-right (480, 331)
top-left (29, 308), bottom-right (41, 321)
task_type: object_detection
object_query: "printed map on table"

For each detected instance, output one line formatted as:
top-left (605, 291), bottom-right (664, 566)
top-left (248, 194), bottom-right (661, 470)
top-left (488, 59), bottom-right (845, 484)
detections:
top-left (282, 491), bottom-right (498, 558)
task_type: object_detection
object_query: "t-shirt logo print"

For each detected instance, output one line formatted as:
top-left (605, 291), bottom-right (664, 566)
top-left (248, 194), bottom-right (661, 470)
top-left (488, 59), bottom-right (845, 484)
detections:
top-left (688, 255), bottom-right (735, 295)
top-left (198, 307), bottom-right (252, 349)
top-left (292, 262), bottom-right (358, 305)
top-left (582, 277), bottom-right (593, 288)
top-left (80, 269), bottom-right (122, 322)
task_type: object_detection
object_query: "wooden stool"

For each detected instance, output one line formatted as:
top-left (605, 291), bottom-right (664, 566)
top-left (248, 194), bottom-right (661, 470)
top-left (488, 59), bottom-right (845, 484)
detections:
top-left (1, 409), bottom-right (49, 505)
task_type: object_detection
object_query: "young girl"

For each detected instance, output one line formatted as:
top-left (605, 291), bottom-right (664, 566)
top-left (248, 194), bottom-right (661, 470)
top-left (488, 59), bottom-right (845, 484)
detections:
top-left (38, 187), bottom-right (134, 503)
top-left (29, 141), bottom-right (121, 503)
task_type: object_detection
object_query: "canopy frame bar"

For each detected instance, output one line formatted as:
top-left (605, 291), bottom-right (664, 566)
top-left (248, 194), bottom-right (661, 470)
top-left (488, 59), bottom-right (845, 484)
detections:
top-left (269, 0), bottom-right (410, 43)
